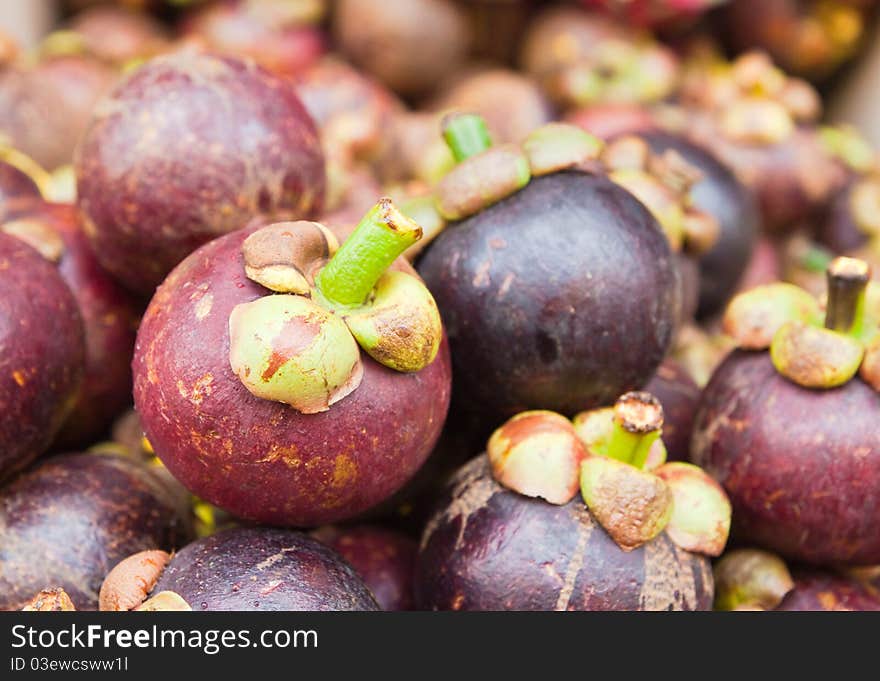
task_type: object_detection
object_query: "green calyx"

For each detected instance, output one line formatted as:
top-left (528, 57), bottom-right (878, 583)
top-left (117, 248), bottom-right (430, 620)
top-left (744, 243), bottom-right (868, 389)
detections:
top-left (819, 125), bottom-right (876, 174)
top-left (230, 200), bottom-right (442, 412)
top-left (727, 257), bottom-right (880, 390)
top-left (714, 549), bottom-right (794, 611)
top-left (442, 113), bottom-right (492, 163)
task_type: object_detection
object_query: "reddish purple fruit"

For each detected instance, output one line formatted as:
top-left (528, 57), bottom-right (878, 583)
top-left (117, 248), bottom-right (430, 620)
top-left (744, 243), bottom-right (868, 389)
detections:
top-left (778, 569), bottom-right (880, 611)
top-left (0, 453), bottom-right (191, 611)
top-left (153, 527), bottom-right (379, 611)
top-left (313, 525), bottom-right (417, 610)
top-left (133, 219), bottom-right (452, 527)
top-left (643, 359), bottom-right (700, 461)
top-left (0, 232), bottom-right (84, 480)
top-left (4, 200), bottom-right (139, 448)
top-left (0, 160), bottom-right (42, 210)
top-left (75, 52), bottom-right (325, 296)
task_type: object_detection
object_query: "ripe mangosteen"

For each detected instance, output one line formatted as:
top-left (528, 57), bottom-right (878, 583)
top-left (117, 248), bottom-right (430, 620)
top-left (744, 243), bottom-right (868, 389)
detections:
top-left (183, 0), bottom-right (325, 77)
top-left (693, 257), bottom-right (880, 565)
top-left (65, 4), bottom-right (170, 67)
top-left (0, 232), bottom-right (84, 480)
top-left (416, 393), bottom-right (731, 610)
top-left (101, 527), bottom-right (379, 611)
top-left (312, 524), bottom-right (416, 610)
top-left (332, 0), bottom-right (470, 98)
top-left (0, 154), bottom-right (44, 211)
top-left (75, 52), bottom-right (325, 296)
top-left (519, 6), bottom-right (679, 112)
top-left (418, 116), bottom-right (706, 421)
top-left (0, 452), bottom-right (191, 611)
top-left (133, 200), bottom-right (451, 526)
top-left (673, 51), bottom-right (845, 233)
top-left (713, 548), bottom-right (880, 611)
top-left (635, 130), bottom-right (760, 318)
top-left (2, 200), bottom-right (139, 448)
top-left (643, 359), bottom-right (700, 461)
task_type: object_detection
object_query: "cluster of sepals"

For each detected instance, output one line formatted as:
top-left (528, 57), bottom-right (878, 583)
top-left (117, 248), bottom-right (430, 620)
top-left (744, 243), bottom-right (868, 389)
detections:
top-left (724, 256), bottom-right (880, 391)
top-left (822, 125), bottom-right (880, 248)
top-left (486, 392), bottom-right (732, 556)
top-left (228, 198), bottom-right (442, 414)
top-left (433, 113), bottom-right (720, 256)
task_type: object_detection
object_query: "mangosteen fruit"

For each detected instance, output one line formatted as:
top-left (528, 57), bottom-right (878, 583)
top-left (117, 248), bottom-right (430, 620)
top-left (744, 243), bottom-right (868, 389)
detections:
top-left (101, 527), bottom-right (379, 611)
top-left (693, 257), bottom-right (880, 565)
top-left (565, 102), bottom-right (658, 141)
top-left (133, 199), bottom-right (451, 526)
top-left (183, 0), bottom-right (325, 77)
top-left (416, 393), bottom-right (731, 610)
top-left (0, 452), bottom-right (191, 611)
top-left (714, 548), bottom-right (880, 611)
top-left (673, 51), bottom-right (845, 233)
top-left (332, 0), bottom-right (470, 98)
top-left (75, 52), bottom-right (325, 296)
top-left (418, 116), bottom-right (706, 421)
top-left (64, 4), bottom-right (170, 67)
top-left (643, 359), bottom-right (700, 461)
top-left (2, 199), bottom-right (139, 448)
top-left (519, 6), bottom-right (679, 111)
top-left (312, 524), bottom-right (417, 610)
top-left (0, 232), bottom-right (84, 480)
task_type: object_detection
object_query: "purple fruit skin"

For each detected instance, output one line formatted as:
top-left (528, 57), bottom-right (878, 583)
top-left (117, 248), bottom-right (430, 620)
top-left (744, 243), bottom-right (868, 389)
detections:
top-left (418, 171), bottom-right (679, 420)
top-left (814, 175), bottom-right (868, 255)
top-left (133, 225), bottom-right (452, 527)
top-left (0, 233), bottom-right (85, 480)
top-left (154, 527), bottom-right (379, 611)
top-left (643, 358), bottom-right (700, 462)
top-left (675, 251), bottom-right (700, 325)
top-left (75, 52), bottom-right (325, 296)
top-left (314, 525), bottom-right (417, 610)
top-left (0, 453), bottom-right (190, 611)
top-left (639, 131), bottom-right (759, 318)
top-left (0, 161), bottom-right (41, 209)
top-left (5, 200), bottom-right (139, 448)
top-left (692, 350), bottom-right (880, 566)
top-left (777, 570), bottom-right (880, 611)
top-left (416, 456), bottom-right (713, 611)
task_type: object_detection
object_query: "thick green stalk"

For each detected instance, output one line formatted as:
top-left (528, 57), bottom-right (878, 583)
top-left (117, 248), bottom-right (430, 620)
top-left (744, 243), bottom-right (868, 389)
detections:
top-left (442, 113), bottom-right (492, 163)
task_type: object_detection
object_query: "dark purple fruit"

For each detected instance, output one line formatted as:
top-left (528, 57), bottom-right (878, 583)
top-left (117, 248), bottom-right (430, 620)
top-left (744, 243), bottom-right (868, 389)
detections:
top-left (154, 527), bottom-right (379, 611)
top-left (638, 130), bottom-right (759, 318)
top-left (418, 171), bottom-right (679, 420)
top-left (313, 525), bottom-right (416, 610)
top-left (692, 350), bottom-right (880, 565)
top-left (75, 52), bottom-right (325, 296)
top-left (0, 453), bottom-right (190, 610)
top-left (643, 359), bottom-right (700, 461)
top-left (0, 232), bottom-right (84, 480)
top-left (778, 569), bottom-right (880, 611)
top-left (416, 456), bottom-right (713, 610)
top-left (0, 159), bottom-right (42, 210)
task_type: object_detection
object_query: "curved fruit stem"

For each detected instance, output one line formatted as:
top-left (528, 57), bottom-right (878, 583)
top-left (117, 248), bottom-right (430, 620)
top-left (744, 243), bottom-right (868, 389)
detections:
top-left (825, 256), bottom-right (870, 338)
top-left (604, 392), bottom-right (663, 469)
top-left (442, 112), bottom-right (492, 163)
top-left (316, 198), bottom-right (422, 307)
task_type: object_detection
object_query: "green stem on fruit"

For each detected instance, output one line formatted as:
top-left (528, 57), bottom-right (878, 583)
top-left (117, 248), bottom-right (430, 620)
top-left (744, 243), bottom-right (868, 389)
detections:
top-left (442, 113), bottom-right (492, 163)
top-left (825, 257), bottom-right (870, 338)
top-left (605, 392), bottom-right (663, 469)
top-left (315, 198), bottom-right (422, 307)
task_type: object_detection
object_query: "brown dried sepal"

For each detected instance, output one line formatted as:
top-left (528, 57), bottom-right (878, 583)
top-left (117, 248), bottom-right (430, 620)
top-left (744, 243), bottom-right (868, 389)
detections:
top-left (435, 145), bottom-right (531, 221)
top-left (723, 283), bottom-right (821, 350)
top-left (522, 123), bottom-right (604, 176)
top-left (99, 550), bottom-right (172, 612)
top-left (860, 336), bottom-right (880, 392)
top-left (2, 217), bottom-right (65, 263)
top-left (487, 410), bottom-right (587, 505)
top-left (242, 221), bottom-right (339, 294)
top-left (579, 456), bottom-right (673, 551)
top-left (770, 320), bottom-right (864, 389)
top-left (21, 588), bottom-right (76, 611)
top-left (134, 591), bottom-right (192, 612)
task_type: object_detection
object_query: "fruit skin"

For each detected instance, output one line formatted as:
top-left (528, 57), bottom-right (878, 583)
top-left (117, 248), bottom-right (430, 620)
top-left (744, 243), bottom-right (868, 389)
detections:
top-left (154, 527), bottom-right (380, 611)
top-left (691, 350), bottom-right (880, 566)
top-left (133, 225), bottom-right (452, 527)
top-left (814, 176), bottom-right (870, 254)
top-left (639, 131), bottom-right (759, 318)
top-left (776, 569), bottom-right (880, 611)
top-left (643, 359), bottom-right (700, 461)
top-left (0, 233), bottom-right (84, 480)
top-left (0, 453), bottom-right (191, 611)
top-left (67, 5), bottom-right (169, 66)
top-left (418, 171), bottom-right (679, 421)
top-left (416, 456), bottom-right (713, 610)
top-left (4, 200), bottom-right (139, 448)
top-left (0, 161), bottom-right (42, 210)
top-left (75, 52), bottom-right (325, 296)
top-left (313, 525), bottom-right (417, 611)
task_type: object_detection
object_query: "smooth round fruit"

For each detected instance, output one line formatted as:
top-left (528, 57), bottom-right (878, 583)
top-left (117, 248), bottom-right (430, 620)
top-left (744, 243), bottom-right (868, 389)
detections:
top-left (643, 359), bottom-right (700, 461)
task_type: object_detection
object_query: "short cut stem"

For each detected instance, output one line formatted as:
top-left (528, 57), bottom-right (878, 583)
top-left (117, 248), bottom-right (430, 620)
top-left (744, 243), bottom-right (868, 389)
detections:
top-left (605, 392), bottom-right (664, 469)
top-left (316, 198), bottom-right (422, 307)
top-left (442, 113), bottom-right (492, 163)
top-left (825, 257), bottom-right (870, 337)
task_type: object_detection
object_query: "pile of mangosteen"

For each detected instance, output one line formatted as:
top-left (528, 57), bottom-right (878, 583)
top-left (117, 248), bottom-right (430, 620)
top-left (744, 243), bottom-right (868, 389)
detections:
top-left (1, 0), bottom-right (879, 613)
